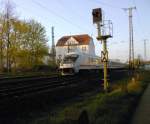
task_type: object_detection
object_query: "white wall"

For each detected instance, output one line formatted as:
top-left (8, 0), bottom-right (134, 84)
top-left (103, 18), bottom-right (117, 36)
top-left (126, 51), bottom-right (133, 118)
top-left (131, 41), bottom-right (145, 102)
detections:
top-left (56, 37), bottom-right (96, 63)
top-left (89, 39), bottom-right (95, 55)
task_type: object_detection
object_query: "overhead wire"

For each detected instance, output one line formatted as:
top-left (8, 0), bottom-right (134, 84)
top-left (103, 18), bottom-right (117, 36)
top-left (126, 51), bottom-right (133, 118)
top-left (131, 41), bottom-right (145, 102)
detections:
top-left (88, 0), bottom-right (122, 9)
top-left (57, 0), bottom-right (84, 18)
top-left (15, 2), bottom-right (69, 47)
top-left (15, 3), bottom-right (62, 35)
top-left (133, 0), bottom-right (146, 37)
top-left (132, 0), bottom-right (149, 61)
top-left (56, 0), bottom-right (97, 38)
top-left (31, 0), bottom-right (89, 32)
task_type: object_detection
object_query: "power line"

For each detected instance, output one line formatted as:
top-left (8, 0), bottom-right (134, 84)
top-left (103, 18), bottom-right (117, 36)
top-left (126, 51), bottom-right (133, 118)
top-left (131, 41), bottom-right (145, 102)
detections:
top-left (15, 2), bottom-right (59, 28)
top-left (89, 0), bottom-right (122, 9)
top-left (133, 0), bottom-right (146, 36)
top-left (57, 0), bottom-right (86, 20)
top-left (31, 0), bottom-right (88, 32)
top-left (133, 0), bottom-right (148, 61)
top-left (57, 0), bottom-right (92, 31)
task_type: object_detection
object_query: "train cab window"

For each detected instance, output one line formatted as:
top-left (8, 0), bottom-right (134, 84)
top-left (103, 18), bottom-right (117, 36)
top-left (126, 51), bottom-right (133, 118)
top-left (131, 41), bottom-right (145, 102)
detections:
top-left (63, 54), bottom-right (79, 63)
top-left (82, 46), bottom-right (86, 51)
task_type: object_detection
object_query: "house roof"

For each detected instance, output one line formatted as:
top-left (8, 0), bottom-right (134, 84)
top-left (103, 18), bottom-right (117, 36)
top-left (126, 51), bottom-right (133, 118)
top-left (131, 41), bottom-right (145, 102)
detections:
top-left (56, 34), bottom-right (92, 46)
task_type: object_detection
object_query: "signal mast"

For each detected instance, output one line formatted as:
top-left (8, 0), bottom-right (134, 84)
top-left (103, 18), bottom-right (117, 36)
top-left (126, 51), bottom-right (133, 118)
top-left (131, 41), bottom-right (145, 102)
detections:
top-left (92, 8), bottom-right (113, 92)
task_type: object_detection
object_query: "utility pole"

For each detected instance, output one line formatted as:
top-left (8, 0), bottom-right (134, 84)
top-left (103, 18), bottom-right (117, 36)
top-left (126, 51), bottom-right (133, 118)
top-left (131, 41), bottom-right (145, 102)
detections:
top-left (51, 26), bottom-right (56, 63)
top-left (6, 7), bottom-right (11, 73)
top-left (144, 39), bottom-right (147, 61)
top-left (123, 7), bottom-right (136, 69)
top-left (92, 8), bottom-right (113, 92)
top-left (0, 24), bottom-right (3, 72)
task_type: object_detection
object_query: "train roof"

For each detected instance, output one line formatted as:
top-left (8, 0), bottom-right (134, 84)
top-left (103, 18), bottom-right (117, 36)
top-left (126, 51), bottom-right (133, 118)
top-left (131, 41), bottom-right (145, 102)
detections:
top-left (56, 34), bottom-right (92, 46)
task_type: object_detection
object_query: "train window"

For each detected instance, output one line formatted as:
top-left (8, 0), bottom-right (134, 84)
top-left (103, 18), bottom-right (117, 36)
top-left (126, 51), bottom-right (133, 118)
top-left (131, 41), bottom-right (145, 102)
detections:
top-left (63, 55), bottom-right (79, 63)
top-left (82, 46), bottom-right (86, 51)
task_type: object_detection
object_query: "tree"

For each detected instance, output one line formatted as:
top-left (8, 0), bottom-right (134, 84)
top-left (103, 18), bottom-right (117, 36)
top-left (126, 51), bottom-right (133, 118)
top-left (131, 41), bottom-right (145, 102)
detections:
top-left (11, 19), bottom-right (49, 71)
top-left (0, 14), bottom-right (4, 72)
top-left (26, 20), bottom-right (48, 67)
top-left (1, 0), bottom-right (16, 72)
top-left (0, 2), bottom-right (49, 73)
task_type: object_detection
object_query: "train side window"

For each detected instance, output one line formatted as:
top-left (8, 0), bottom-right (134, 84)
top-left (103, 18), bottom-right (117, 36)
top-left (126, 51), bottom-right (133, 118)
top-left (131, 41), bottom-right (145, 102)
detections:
top-left (82, 46), bottom-right (86, 51)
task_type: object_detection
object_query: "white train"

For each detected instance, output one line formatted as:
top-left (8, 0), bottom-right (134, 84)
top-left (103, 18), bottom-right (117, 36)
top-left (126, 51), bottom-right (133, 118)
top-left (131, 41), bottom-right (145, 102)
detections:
top-left (59, 51), bottom-right (126, 75)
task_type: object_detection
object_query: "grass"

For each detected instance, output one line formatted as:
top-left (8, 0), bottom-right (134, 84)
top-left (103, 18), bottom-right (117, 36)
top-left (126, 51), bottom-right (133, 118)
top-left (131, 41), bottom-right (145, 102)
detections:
top-left (47, 90), bottom-right (134, 124)
top-left (14, 70), bottom-right (149, 124)
top-left (40, 70), bottom-right (149, 124)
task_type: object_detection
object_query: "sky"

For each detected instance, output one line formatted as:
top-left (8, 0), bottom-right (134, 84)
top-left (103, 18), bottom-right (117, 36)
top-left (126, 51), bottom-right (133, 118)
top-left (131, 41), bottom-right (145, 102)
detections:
top-left (0, 0), bottom-right (150, 62)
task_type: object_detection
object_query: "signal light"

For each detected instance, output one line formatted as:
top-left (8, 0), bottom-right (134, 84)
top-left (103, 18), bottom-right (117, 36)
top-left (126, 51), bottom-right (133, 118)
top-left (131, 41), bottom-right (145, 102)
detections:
top-left (92, 8), bottom-right (102, 23)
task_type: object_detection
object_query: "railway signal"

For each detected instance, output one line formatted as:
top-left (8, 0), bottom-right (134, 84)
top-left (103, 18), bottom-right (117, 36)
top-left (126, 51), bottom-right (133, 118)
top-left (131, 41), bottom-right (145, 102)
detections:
top-left (92, 8), bottom-right (102, 24)
top-left (92, 8), bottom-right (113, 92)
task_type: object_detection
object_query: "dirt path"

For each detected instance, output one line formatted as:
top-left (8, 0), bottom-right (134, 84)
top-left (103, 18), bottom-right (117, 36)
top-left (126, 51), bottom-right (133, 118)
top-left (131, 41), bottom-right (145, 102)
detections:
top-left (131, 84), bottom-right (150, 124)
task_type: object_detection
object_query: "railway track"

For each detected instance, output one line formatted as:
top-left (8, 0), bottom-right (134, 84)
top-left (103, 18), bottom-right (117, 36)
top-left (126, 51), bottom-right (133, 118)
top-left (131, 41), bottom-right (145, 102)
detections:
top-left (0, 74), bottom-right (100, 101)
top-left (0, 70), bottom-right (129, 124)
top-left (0, 70), bottom-right (128, 99)
top-left (0, 73), bottom-right (58, 81)
top-left (0, 75), bottom-right (59, 89)
top-left (0, 69), bottom-right (128, 106)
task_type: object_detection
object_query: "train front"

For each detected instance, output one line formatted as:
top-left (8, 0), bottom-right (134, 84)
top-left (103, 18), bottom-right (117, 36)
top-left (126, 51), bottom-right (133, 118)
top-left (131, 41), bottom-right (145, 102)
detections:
top-left (59, 52), bottom-right (79, 75)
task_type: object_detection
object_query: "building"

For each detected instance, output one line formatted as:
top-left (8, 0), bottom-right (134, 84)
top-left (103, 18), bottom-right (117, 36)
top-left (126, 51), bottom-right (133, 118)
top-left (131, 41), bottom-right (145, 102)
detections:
top-left (56, 34), bottom-right (95, 63)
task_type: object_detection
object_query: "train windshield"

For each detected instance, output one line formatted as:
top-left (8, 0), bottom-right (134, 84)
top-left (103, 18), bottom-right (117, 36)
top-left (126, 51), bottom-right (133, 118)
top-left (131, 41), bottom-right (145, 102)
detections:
top-left (63, 54), bottom-right (79, 63)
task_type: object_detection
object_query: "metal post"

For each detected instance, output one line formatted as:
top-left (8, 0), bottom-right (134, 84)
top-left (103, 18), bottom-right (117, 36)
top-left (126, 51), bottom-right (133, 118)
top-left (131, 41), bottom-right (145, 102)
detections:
top-left (97, 22), bottom-right (109, 92)
top-left (131, 13), bottom-right (134, 69)
top-left (6, 7), bottom-right (11, 73)
top-left (93, 8), bottom-right (112, 92)
top-left (123, 7), bottom-right (136, 69)
top-left (0, 24), bottom-right (3, 71)
top-left (97, 22), bottom-right (101, 40)
top-left (103, 39), bottom-right (108, 91)
top-left (129, 9), bottom-right (132, 68)
top-left (144, 39), bottom-right (147, 61)
top-left (51, 26), bottom-right (56, 63)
